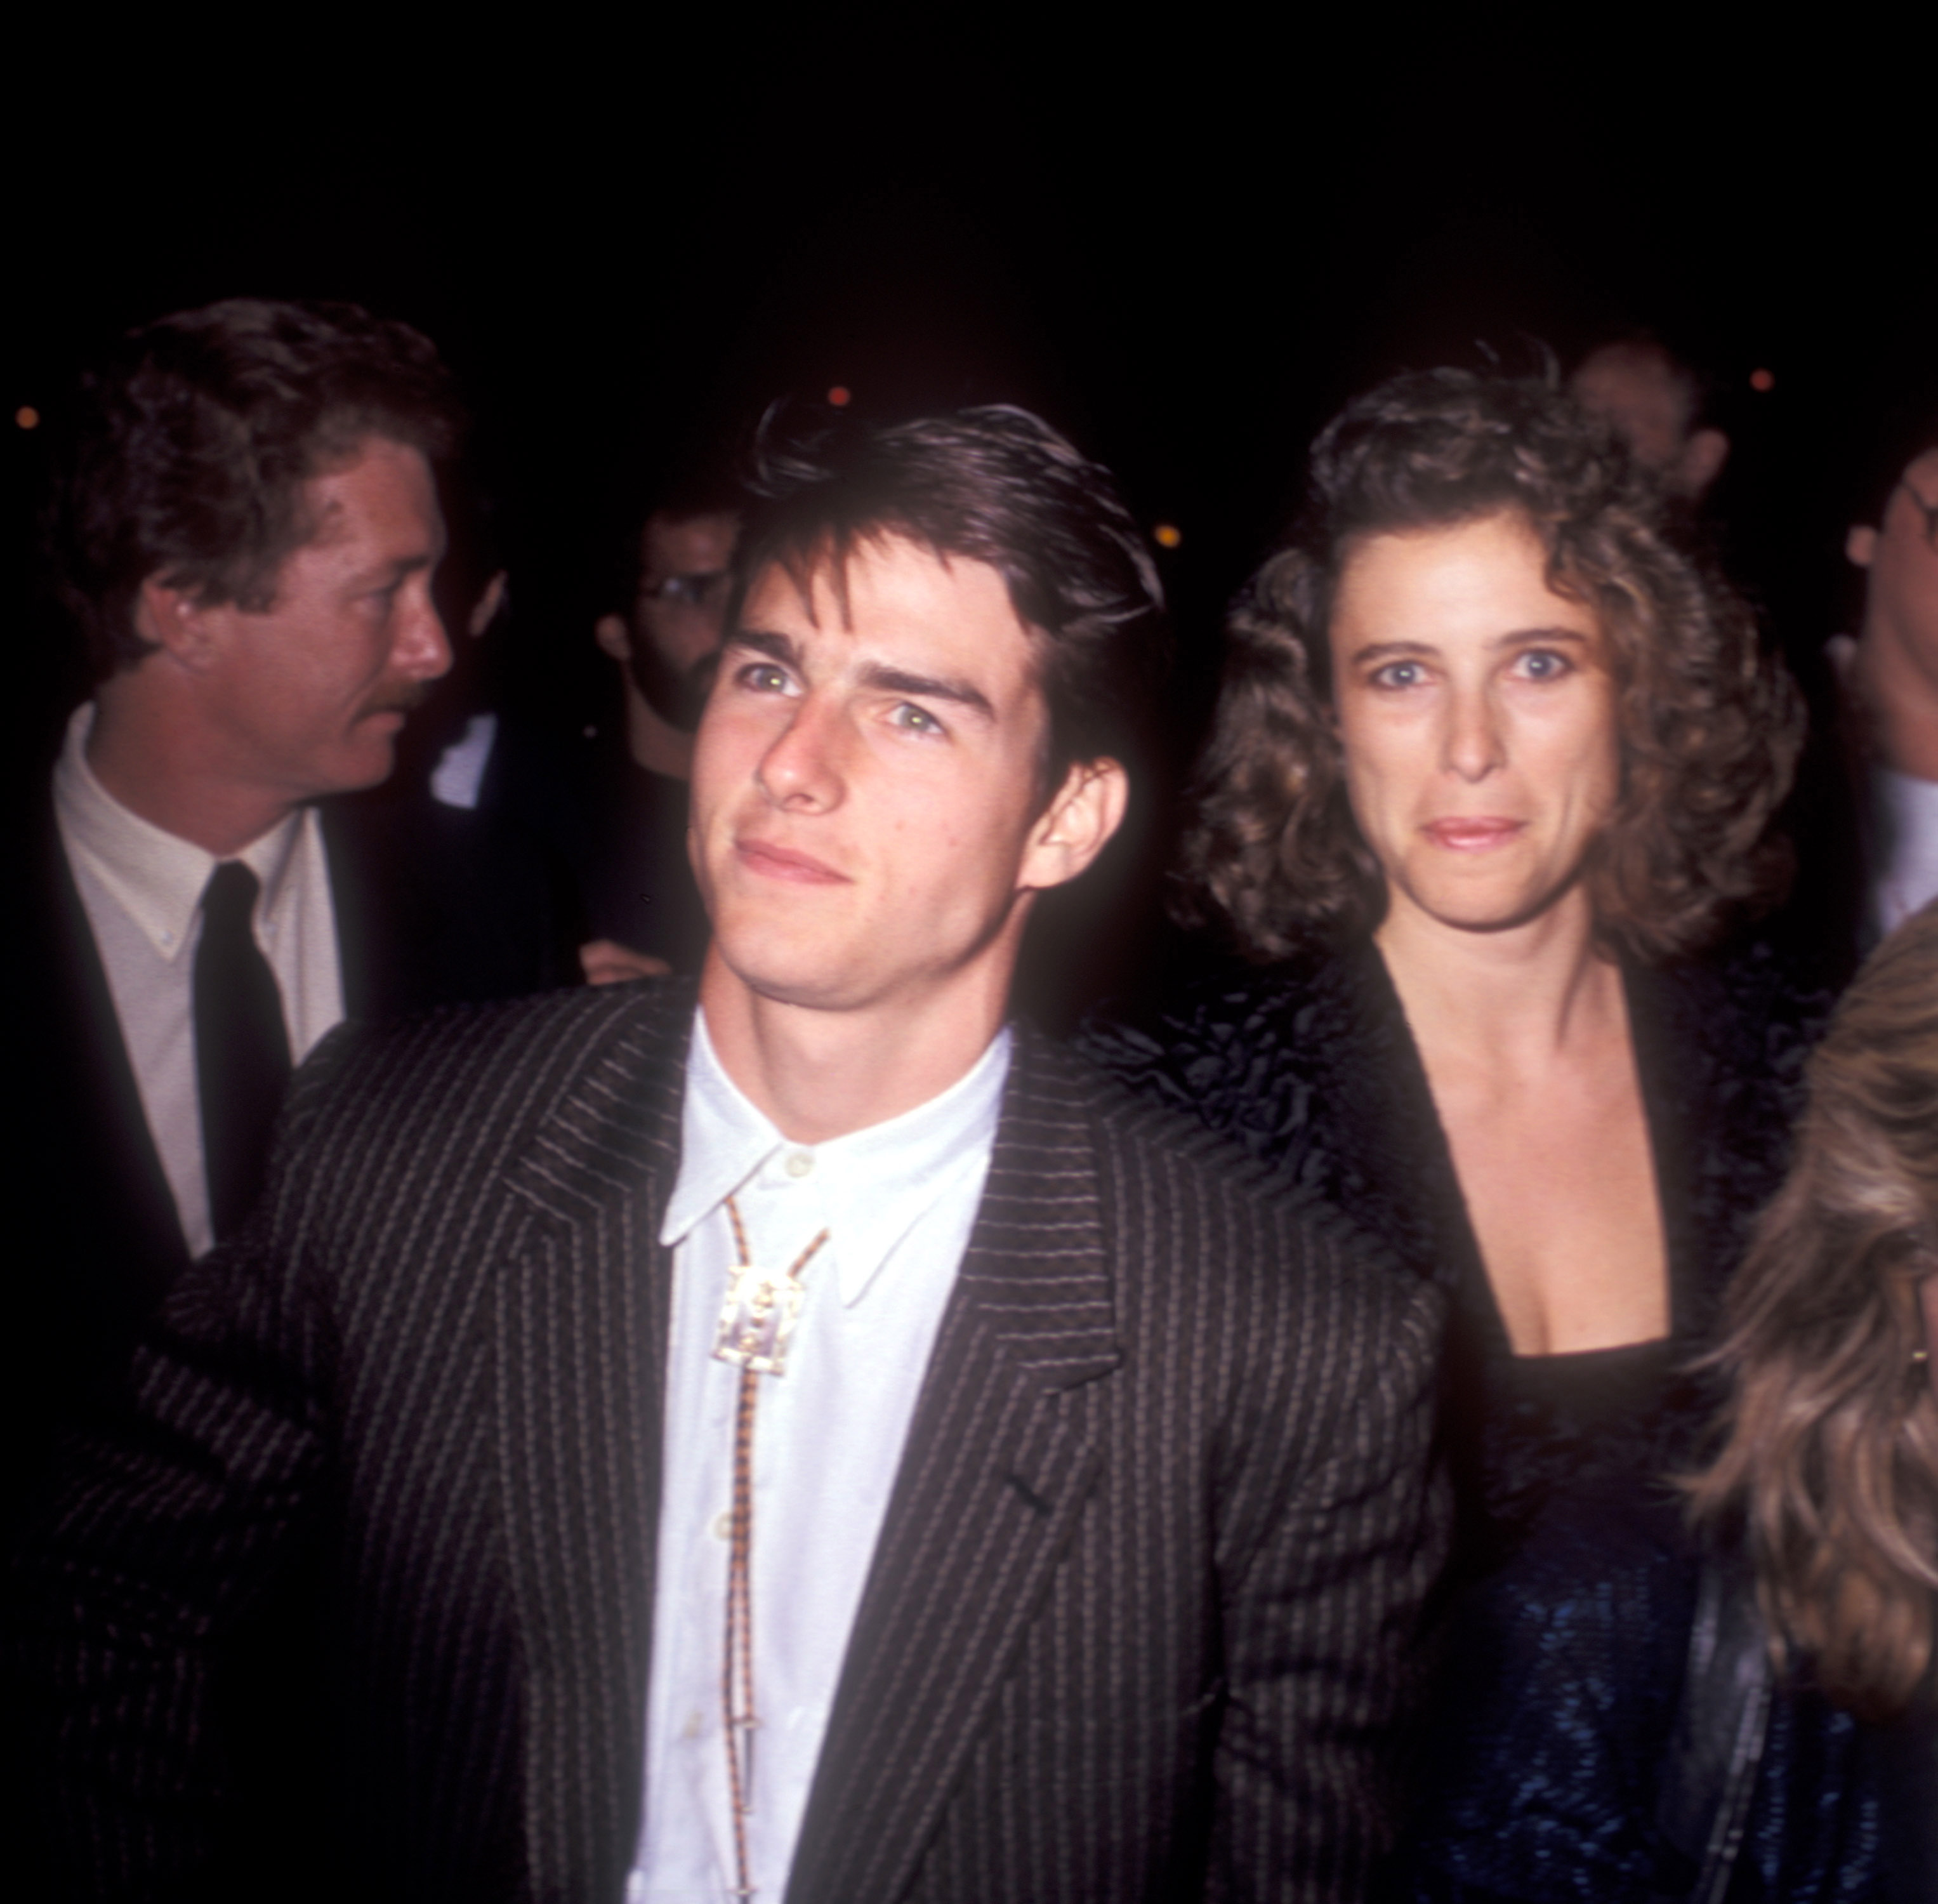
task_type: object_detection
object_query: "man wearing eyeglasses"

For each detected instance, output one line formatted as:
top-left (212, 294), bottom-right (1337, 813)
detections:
top-left (1826, 417), bottom-right (1938, 948)
top-left (574, 486), bottom-right (742, 982)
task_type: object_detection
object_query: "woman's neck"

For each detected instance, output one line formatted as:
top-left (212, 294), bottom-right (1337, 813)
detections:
top-left (1374, 889), bottom-right (1624, 1076)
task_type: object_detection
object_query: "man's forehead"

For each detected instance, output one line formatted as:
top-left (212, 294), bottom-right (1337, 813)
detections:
top-left (749, 531), bottom-right (1020, 631)
top-left (1903, 448), bottom-right (1938, 497)
top-left (296, 436), bottom-right (439, 553)
top-left (643, 510), bottom-right (737, 578)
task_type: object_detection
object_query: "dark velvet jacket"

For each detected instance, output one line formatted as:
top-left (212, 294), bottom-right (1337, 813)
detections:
top-left (1080, 935), bottom-right (1883, 1900)
top-left (1079, 934), bottom-right (1824, 1432)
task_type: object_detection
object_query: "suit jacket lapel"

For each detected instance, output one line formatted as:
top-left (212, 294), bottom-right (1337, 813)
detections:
top-left (788, 1028), bottom-right (1121, 1904)
top-left (491, 984), bottom-right (692, 1903)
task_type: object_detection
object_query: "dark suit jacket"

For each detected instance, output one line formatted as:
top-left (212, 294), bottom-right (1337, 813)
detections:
top-left (4, 777), bottom-right (570, 1533)
top-left (10, 981), bottom-right (1446, 1903)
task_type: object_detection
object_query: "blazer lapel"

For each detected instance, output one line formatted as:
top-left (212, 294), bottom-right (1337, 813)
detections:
top-left (788, 1028), bottom-right (1121, 1904)
top-left (491, 985), bottom-right (692, 1903)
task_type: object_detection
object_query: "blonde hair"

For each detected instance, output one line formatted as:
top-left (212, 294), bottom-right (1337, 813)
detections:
top-left (1689, 901), bottom-right (1938, 1717)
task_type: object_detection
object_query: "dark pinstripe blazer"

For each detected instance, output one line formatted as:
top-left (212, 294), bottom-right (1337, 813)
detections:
top-left (10, 980), bottom-right (1447, 1903)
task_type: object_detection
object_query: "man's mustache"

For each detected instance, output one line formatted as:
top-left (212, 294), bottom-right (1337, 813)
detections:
top-left (362, 680), bottom-right (434, 718)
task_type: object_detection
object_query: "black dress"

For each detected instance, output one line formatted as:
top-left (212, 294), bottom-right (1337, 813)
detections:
top-left (1079, 937), bottom-right (1878, 1901)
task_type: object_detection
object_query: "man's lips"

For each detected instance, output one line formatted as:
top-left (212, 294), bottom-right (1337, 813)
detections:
top-left (735, 837), bottom-right (852, 884)
top-left (1422, 817), bottom-right (1526, 850)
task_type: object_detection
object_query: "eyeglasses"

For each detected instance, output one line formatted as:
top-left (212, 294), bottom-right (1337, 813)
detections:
top-left (1896, 480), bottom-right (1938, 552)
top-left (642, 569), bottom-right (731, 609)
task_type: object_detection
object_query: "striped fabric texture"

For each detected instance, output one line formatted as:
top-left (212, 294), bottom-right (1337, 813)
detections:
top-left (9, 981), bottom-right (1447, 1902)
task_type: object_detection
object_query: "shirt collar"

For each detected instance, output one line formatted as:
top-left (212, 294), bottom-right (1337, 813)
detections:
top-left (662, 1008), bottom-right (1013, 1306)
top-left (53, 701), bottom-right (309, 960)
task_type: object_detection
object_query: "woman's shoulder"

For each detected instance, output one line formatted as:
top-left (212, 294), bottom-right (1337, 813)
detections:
top-left (1073, 934), bottom-right (1435, 1213)
top-left (1078, 935), bottom-right (1373, 1097)
top-left (1638, 931), bottom-right (1836, 1134)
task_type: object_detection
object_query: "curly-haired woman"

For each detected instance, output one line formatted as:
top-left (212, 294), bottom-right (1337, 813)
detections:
top-left (1083, 369), bottom-right (1874, 1898)
top-left (1691, 900), bottom-right (1938, 1900)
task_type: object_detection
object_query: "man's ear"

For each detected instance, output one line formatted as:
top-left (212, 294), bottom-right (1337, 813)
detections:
top-left (594, 612), bottom-right (634, 663)
top-left (1020, 757), bottom-right (1129, 894)
top-left (133, 576), bottom-right (217, 668)
top-left (1848, 524), bottom-right (1879, 571)
top-left (1675, 427), bottom-right (1729, 501)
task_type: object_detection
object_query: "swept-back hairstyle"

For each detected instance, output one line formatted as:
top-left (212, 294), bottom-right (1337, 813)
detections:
top-left (733, 402), bottom-right (1170, 792)
top-left (1176, 367), bottom-right (1800, 962)
top-left (53, 297), bottom-right (463, 678)
top-left (1687, 902), bottom-right (1938, 1719)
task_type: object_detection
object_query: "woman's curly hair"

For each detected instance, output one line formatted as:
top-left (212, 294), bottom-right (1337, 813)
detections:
top-left (1687, 901), bottom-right (1938, 1719)
top-left (1175, 367), bottom-right (1801, 963)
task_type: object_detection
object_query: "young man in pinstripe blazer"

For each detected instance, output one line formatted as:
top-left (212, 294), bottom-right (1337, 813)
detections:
top-left (10, 406), bottom-right (1447, 1902)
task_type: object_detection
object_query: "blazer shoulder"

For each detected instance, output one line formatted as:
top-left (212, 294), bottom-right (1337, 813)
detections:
top-left (279, 976), bottom-right (695, 1180)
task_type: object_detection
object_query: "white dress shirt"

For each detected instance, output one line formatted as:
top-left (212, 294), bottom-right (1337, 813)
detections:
top-left (629, 1010), bottom-right (1011, 1904)
top-left (51, 702), bottom-right (345, 1257)
top-left (1871, 760), bottom-right (1938, 941)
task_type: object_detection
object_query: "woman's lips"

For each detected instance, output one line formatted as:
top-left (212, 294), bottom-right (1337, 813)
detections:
top-left (1423, 817), bottom-right (1525, 850)
top-left (735, 837), bottom-right (852, 883)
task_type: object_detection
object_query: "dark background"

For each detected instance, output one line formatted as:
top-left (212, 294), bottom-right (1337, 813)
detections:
top-left (6, 20), bottom-right (1930, 776)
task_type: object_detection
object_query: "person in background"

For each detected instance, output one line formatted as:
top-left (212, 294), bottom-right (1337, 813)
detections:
top-left (1083, 367), bottom-right (1873, 1898)
top-left (575, 471), bottom-right (741, 981)
top-left (5, 297), bottom-right (473, 1529)
top-left (1570, 333), bottom-right (1730, 506)
top-left (1823, 408), bottom-right (1938, 949)
top-left (1688, 899), bottom-right (1938, 1899)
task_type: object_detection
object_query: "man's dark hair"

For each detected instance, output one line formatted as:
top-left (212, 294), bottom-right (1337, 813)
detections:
top-left (734, 403), bottom-right (1170, 791)
top-left (54, 298), bottom-right (464, 678)
top-left (1178, 367), bottom-right (1800, 963)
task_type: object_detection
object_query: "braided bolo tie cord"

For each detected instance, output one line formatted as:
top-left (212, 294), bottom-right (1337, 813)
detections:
top-left (721, 1196), bottom-right (829, 1898)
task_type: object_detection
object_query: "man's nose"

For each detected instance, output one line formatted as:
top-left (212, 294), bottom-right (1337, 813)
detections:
top-left (755, 695), bottom-right (845, 811)
top-left (398, 590), bottom-right (454, 682)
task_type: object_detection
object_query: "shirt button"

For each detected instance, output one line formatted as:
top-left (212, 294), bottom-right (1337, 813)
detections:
top-left (785, 1151), bottom-right (814, 1179)
top-left (681, 1710), bottom-right (702, 1740)
top-left (713, 1511), bottom-right (733, 1540)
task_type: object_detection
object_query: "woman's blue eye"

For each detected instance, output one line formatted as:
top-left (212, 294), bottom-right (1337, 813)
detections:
top-left (1519, 649), bottom-right (1571, 680)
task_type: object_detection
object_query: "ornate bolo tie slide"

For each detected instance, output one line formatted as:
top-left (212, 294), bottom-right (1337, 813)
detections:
top-left (711, 1200), bottom-right (828, 1375)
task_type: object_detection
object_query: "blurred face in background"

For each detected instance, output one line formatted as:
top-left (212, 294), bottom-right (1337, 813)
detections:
top-left (597, 509), bottom-right (739, 731)
top-left (1850, 449), bottom-right (1938, 681)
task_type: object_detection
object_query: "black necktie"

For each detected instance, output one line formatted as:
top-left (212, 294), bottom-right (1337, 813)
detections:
top-left (194, 861), bottom-right (293, 1245)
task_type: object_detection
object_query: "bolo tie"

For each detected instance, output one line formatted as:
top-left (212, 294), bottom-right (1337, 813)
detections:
top-left (713, 1193), bottom-right (829, 1898)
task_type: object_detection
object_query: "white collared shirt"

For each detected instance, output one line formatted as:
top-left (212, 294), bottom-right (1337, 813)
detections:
top-left (630, 1010), bottom-right (1011, 1904)
top-left (1871, 760), bottom-right (1938, 941)
top-left (51, 702), bottom-right (345, 1257)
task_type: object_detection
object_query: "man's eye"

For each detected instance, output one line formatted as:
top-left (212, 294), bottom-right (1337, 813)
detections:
top-left (650, 572), bottom-right (725, 607)
top-left (738, 662), bottom-right (791, 692)
top-left (891, 703), bottom-right (945, 735)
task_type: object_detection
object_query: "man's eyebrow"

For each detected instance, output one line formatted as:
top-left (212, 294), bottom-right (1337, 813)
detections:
top-left (725, 626), bottom-right (801, 667)
top-left (725, 629), bottom-right (998, 722)
top-left (858, 663), bottom-right (996, 722)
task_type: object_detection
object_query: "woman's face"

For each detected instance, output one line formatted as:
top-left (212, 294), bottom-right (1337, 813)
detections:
top-left (1329, 510), bottom-right (1621, 941)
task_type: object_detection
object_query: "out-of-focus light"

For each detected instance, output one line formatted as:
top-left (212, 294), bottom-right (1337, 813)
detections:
top-left (1154, 522), bottom-right (1182, 549)
top-left (15, 405), bottom-right (39, 429)
top-left (827, 385), bottom-right (852, 408)
top-left (1750, 368), bottom-right (1775, 393)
